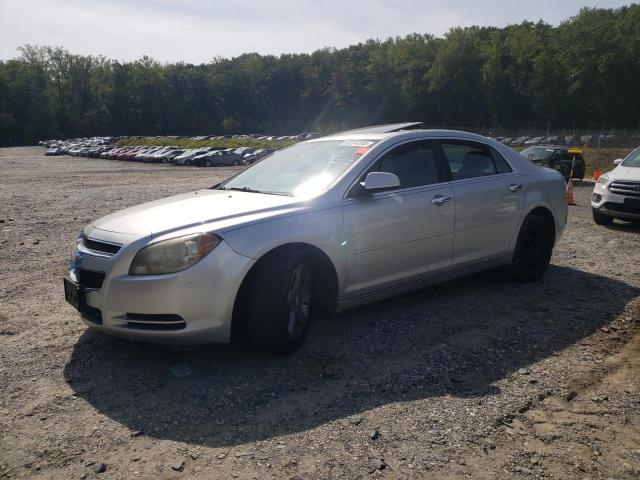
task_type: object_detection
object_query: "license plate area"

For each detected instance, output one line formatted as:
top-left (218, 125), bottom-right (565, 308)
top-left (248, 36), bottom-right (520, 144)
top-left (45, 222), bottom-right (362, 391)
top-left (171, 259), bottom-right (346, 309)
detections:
top-left (624, 197), bottom-right (640, 211)
top-left (64, 277), bottom-right (86, 312)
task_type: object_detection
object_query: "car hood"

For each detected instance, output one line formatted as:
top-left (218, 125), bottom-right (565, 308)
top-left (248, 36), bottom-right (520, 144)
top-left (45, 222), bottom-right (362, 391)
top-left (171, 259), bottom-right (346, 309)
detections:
top-left (610, 165), bottom-right (640, 181)
top-left (92, 189), bottom-right (303, 237)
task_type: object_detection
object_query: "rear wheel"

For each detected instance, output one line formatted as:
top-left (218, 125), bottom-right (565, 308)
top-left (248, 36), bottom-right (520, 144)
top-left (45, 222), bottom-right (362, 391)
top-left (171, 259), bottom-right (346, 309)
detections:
top-left (247, 250), bottom-right (312, 354)
top-left (510, 214), bottom-right (555, 282)
top-left (592, 209), bottom-right (613, 226)
top-left (233, 160), bottom-right (240, 166)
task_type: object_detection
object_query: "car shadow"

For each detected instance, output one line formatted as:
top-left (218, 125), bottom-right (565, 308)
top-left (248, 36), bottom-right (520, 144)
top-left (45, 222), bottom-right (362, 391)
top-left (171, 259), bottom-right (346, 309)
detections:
top-left (63, 265), bottom-right (638, 447)
top-left (604, 221), bottom-right (640, 233)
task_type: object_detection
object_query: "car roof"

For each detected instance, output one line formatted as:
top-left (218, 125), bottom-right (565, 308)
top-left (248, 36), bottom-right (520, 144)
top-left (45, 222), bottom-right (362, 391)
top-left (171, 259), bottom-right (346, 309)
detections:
top-left (315, 128), bottom-right (500, 144)
top-left (334, 122), bottom-right (424, 135)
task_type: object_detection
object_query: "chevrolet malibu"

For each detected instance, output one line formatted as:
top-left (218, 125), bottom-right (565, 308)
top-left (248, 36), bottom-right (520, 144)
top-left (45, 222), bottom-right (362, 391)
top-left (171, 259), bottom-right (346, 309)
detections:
top-left (64, 125), bottom-right (568, 353)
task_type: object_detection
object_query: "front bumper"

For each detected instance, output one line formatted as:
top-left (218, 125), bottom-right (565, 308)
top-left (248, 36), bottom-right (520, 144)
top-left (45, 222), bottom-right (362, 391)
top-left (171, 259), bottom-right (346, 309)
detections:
top-left (591, 182), bottom-right (640, 221)
top-left (68, 238), bottom-right (254, 344)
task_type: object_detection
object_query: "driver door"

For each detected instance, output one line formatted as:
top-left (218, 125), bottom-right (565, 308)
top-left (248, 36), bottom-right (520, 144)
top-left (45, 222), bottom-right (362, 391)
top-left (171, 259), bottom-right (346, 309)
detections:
top-left (341, 141), bottom-right (455, 297)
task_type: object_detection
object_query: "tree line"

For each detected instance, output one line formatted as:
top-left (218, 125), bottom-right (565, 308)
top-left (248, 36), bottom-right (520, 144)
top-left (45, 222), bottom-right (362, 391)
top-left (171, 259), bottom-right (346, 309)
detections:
top-left (1, 5), bottom-right (639, 146)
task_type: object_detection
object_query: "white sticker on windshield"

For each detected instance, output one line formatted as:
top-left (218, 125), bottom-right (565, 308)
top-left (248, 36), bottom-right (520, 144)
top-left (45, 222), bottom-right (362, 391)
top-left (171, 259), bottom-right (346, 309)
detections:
top-left (340, 140), bottom-right (375, 147)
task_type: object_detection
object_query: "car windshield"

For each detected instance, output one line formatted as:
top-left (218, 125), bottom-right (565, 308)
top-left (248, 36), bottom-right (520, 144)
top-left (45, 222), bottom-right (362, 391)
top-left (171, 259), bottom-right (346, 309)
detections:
top-left (622, 147), bottom-right (640, 167)
top-left (521, 146), bottom-right (554, 160)
top-left (218, 139), bottom-right (377, 197)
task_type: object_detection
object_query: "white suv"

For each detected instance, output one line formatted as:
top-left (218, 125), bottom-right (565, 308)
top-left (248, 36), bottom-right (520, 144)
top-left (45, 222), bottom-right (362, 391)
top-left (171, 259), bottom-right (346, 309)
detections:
top-left (591, 147), bottom-right (640, 225)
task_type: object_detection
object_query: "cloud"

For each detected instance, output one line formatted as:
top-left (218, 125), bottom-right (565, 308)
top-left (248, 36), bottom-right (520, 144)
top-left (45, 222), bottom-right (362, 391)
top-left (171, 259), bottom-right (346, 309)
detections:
top-left (0, 0), bottom-right (631, 62)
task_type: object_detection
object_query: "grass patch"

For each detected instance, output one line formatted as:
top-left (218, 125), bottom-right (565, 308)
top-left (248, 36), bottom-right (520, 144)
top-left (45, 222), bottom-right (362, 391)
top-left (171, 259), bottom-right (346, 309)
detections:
top-left (582, 147), bottom-right (632, 177)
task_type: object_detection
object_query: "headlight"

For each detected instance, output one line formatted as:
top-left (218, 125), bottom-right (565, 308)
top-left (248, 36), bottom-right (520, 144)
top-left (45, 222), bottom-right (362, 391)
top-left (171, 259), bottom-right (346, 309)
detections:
top-left (596, 174), bottom-right (610, 186)
top-left (129, 233), bottom-right (221, 275)
top-left (73, 233), bottom-right (85, 259)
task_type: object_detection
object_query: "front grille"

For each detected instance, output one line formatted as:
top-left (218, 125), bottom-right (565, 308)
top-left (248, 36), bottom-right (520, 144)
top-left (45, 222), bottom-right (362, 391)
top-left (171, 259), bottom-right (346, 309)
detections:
top-left (125, 313), bottom-right (186, 331)
top-left (609, 181), bottom-right (640, 198)
top-left (603, 202), bottom-right (640, 214)
top-left (77, 269), bottom-right (106, 290)
top-left (84, 238), bottom-right (121, 255)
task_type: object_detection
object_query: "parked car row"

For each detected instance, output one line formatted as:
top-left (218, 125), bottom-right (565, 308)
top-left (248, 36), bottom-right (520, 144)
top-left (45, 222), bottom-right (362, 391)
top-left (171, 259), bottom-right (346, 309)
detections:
top-left (43, 140), bottom-right (276, 167)
top-left (490, 133), bottom-right (639, 148)
top-left (185, 133), bottom-right (319, 142)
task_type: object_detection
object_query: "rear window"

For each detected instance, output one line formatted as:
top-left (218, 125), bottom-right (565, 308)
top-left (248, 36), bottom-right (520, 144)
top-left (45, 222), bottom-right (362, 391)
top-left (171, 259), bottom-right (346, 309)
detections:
top-left (521, 147), bottom-right (553, 161)
top-left (558, 150), bottom-right (584, 161)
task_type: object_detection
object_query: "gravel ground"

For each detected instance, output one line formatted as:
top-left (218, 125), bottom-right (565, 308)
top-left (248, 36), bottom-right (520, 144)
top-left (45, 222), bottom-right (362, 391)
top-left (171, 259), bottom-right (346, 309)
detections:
top-left (1, 147), bottom-right (639, 479)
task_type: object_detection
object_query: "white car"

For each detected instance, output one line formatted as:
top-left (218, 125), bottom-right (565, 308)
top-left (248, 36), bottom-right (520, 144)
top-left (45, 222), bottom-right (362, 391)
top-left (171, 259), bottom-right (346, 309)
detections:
top-left (591, 147), bottom-right (640, 225)
top-left (64, 124), bottom-right (568, 353)
top-left (174, 148), bottom-right (211, 166)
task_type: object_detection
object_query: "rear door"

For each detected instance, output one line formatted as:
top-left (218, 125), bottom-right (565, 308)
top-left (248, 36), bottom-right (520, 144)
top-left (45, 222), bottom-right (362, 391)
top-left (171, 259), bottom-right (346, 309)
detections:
top-left (437, 140), bottom-right (524, 266)
top-left (342, 140), bottom-right (455, 297)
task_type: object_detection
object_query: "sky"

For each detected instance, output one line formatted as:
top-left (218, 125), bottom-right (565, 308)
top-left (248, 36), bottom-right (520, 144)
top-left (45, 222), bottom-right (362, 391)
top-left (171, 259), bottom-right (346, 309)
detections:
top-left (0, 0), bottom-right (633, 63)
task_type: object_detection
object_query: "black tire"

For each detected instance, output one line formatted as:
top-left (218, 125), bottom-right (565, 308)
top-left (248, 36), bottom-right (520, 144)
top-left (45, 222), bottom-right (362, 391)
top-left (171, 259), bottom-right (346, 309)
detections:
top-left (233, 160), bottom-right (240, 166)
top-left (592, 209), bottom-right (613, 226)
top-left (205, 159), bottom-right (213, 167)
top-left (185, 159), bottom-right (192, 166)
top-left (247, 250), bottom-right (312, 354)
top-left (510, 214), bottom-right (555, 283)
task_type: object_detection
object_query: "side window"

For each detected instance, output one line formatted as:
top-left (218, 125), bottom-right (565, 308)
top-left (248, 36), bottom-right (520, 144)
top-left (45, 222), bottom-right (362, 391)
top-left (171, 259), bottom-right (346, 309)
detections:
top-left (441, 142), bottom-right (497, 180)
top-left (491, 148), bottom-right (513, 174)
top-left (376, 142), bottom-right (440, 189)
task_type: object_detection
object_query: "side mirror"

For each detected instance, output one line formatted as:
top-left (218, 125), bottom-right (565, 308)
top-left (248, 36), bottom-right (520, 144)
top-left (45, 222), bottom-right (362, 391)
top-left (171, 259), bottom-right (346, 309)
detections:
top-left (362, 172), bottom-right (401, 190)
top-left (613, 158), bottom-right (623, 166)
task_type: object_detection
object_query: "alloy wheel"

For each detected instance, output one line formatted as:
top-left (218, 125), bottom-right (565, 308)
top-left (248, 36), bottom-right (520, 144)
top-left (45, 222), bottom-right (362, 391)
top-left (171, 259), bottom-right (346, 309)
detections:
top-left (286, 263), bottom-right (311, 340)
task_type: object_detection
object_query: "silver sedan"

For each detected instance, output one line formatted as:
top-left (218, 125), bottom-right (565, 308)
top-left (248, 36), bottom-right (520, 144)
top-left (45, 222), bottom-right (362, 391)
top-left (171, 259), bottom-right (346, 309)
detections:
top-left (64, 125), bottom-right (568, 353)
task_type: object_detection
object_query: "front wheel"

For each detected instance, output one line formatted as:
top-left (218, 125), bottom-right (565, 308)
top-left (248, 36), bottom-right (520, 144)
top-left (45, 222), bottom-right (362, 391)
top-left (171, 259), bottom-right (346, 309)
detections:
top-left (510, 214), bottom-right (555, 282)
top-left (232, 160), bottom-right (240, 166)
top-left (247, 251), bottom-right (312, 354)
top-left (204, 159), bottom-right (213, 167)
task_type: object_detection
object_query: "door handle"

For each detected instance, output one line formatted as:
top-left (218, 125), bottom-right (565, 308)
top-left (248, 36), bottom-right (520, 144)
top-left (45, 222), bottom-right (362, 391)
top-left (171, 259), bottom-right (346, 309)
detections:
top-left (509, 184), bottom-right (523, 192)
top-left (431, 194), bottom-right (451, 206)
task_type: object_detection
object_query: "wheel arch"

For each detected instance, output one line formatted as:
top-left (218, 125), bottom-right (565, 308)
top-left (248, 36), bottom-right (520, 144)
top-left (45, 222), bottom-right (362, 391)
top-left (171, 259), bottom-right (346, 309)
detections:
top-left (511, 203), bottom-right (558, 244)
top-left (510, 202), bottom-right (557, 252)
top-left (231, 242), bottom-right (340, 339)
top-left (526, 205), bottom-right (556, 237)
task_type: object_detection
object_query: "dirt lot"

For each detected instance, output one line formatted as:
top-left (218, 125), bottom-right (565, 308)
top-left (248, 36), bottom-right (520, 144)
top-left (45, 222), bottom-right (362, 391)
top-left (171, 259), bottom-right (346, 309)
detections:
top-left (1, 147), bottom-right (639, 479)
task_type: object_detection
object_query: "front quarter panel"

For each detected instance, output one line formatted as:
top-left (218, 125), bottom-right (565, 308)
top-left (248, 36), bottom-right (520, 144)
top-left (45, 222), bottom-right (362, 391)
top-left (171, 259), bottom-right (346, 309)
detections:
top-left (221, 206), bottom-right (348, 299)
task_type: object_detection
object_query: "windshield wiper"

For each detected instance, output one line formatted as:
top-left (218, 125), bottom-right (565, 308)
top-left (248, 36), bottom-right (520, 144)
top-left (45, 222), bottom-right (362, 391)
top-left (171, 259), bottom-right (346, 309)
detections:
top-left (223, 186), bottom-right (265, 193)
top-left (220, 186), bottom-right (292, 196)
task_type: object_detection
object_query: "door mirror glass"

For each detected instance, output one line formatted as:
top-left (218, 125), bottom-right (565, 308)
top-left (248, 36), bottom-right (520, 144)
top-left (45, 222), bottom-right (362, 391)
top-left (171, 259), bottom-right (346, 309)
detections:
top-left (362, 172), bottom-right (401, 190)
top-left (613, 158), bottom-right (623, 165)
